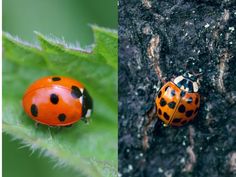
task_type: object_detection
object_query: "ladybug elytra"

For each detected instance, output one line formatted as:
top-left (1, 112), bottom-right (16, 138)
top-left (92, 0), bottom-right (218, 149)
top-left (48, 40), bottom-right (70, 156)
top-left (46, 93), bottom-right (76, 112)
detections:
top-left (22, 76), bottom-right (93, 126)
top-left (155, 72), bottom-right (200, 126)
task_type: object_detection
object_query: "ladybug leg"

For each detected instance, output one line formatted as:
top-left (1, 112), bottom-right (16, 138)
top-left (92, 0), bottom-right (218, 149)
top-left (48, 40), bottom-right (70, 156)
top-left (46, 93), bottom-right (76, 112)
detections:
top-left (143, 105), bottom-right (157, 150)
top-left (81, 117), bottom-right (90, 124)
top-left (65, 124), bottom-right (73, 128)
top-left (34, 122), bottom-right (40, 128)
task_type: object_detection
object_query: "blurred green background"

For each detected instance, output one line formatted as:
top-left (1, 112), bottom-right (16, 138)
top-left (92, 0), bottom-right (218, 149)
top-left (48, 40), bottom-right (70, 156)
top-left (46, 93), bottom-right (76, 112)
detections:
top-left (3, 0), bottom-right (117, 46)
top-left (3, 0), bottom-right (117, 177)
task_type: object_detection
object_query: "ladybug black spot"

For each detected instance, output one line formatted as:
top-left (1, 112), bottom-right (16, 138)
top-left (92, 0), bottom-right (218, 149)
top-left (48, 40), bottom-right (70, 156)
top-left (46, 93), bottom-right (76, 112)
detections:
top-left (158, 91), bottom-right (162, 98)
top-left (172, 118), bottom-right (181, 123)
top-left (178, 104), bottom-right (186, 113)
top-left (187, 97), bottom-right (193, 104)
top-left (195, 97), bottom-right (199, 105)
top-left (158, 108), bottom-right (162, 115)
top-left (71, 86), bottom-right (82, 99)
top-left (52, 77), bottom-right (61, 81)
top-left (165, 86), bottom-right (169, 91)
top-left (58, 113), bottom-right (66, 122)
top-left (168, 101), bottom-right (176, 109)
top-left (50, 94), bottom-right (59, 104)
top-left (180, 91), bottom-right (186, 97)
top-left (163, 112), bottom-right (170, 120)
top-left (31, 104), bottom-right (38, 117)
top-left (185, 110), bottom-right (193, 117)
top-left (160, 98), bottom-right (167, 107)
top-left (170, 90), bottom-right (176, 97)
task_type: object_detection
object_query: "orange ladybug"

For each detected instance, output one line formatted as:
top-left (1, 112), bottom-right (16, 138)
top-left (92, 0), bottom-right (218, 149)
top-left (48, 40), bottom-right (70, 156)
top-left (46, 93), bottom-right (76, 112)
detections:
top-left (155, 72), bottom-right (200, 126)
top-left (22, 76), bottom-right (93, 126)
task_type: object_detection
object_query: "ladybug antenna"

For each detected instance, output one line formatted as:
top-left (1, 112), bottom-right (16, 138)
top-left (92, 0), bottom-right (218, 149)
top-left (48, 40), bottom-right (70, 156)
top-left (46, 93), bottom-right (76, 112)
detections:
top-left (192, 71), bottom-right (203, 77)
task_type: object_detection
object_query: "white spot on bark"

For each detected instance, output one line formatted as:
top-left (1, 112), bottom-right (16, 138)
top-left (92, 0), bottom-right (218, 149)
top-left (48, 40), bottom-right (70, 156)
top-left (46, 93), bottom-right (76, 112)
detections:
top-left (223, 9), bottom-right (230, 22)
top-left (205, 23), bottom-right (210, 28)
top-left (142, 0), bottom-right (152, 9)
top-left (229, 27), bottom-right (235, 31)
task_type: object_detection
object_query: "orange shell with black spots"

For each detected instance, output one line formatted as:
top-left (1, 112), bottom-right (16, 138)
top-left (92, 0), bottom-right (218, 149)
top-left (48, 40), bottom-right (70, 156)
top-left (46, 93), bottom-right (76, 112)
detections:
top-left (22, 76), bottom-right (93, 126)
top-left (155, 81), bottom-right (200, 126)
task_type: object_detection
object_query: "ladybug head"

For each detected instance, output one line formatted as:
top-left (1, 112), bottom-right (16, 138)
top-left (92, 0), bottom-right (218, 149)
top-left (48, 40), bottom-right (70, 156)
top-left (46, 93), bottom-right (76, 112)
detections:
top-left (183, 72), bottom-right (197, 82)
top-left (174, 72), bottom-right (199, 93)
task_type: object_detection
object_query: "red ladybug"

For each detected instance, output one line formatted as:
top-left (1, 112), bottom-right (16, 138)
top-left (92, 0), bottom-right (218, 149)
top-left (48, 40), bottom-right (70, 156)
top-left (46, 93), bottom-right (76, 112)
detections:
top-left (22, 76), bottom-right (93, 126)
top-left (155, 72), bottom-right (200, 126)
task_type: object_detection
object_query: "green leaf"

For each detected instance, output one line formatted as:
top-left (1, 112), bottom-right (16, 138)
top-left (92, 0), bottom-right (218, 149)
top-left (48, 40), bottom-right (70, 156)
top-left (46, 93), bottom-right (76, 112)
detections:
top-left (3, 26), bottom-right (118, 177)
